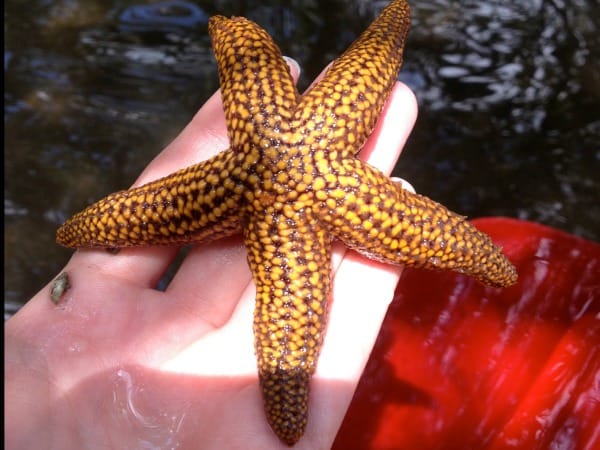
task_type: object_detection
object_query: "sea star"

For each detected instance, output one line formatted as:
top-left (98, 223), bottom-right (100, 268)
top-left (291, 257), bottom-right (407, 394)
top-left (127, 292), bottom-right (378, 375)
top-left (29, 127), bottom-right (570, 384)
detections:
top-left (56, 0), bottom-right (517, 445)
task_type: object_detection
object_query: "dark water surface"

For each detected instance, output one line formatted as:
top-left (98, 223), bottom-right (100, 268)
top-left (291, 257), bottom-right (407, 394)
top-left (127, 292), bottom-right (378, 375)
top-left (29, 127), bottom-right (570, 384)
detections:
top-left (5, 0), bottom-right (599, 316)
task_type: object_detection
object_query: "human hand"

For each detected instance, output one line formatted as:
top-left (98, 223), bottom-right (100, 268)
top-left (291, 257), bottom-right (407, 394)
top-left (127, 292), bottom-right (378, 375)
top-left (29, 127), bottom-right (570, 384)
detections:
top-left (5, 61), bottom-right (418, 450)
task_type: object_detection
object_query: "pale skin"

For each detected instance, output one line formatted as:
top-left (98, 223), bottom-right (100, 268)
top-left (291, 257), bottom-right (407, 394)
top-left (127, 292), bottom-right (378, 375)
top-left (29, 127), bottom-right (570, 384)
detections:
top-left (4, 60), bottom-right (418, 450)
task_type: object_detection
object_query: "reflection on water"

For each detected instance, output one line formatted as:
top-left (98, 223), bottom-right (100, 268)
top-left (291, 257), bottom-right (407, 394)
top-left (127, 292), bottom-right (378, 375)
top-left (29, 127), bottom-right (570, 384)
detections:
top-left (4, 0), bottom-right (600, 313)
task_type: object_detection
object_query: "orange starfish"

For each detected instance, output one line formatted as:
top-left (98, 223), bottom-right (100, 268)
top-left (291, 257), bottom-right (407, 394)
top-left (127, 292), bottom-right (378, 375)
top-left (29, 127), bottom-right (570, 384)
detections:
top-left (57, 0), bottom-right (517, 444)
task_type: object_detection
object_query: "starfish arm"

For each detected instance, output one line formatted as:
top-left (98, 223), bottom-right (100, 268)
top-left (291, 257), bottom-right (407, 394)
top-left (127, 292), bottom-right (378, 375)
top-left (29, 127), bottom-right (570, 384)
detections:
top-left (244, 207), bottom-right (331, 445)
top-left (208, 15), bottom-right (300, 151)
top-left (293, 0), bottom-right (411, 157)
top-left (56, 149), bottom-right (244, 248)
top-left (315, 158), bottom-right (517, 288)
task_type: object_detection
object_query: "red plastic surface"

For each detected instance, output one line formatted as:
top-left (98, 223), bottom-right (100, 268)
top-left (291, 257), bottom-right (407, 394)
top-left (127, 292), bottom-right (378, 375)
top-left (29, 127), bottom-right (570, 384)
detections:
top-left (334, 217), bottom-right (600, 450)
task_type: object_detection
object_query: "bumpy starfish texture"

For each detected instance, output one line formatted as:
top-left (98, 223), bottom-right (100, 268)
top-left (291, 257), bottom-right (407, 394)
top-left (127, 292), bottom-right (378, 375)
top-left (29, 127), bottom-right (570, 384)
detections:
top-left (56, 0), bottom-right (517, 445)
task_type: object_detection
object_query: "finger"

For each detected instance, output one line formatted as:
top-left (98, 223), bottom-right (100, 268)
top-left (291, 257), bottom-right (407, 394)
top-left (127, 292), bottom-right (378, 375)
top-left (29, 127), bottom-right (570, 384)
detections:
top-left (331, 81), bottom-right (418, 270)
top-left (356, 81), bottom-right (418, 169)
top-left (163, 235), bottom-right (252, 329)
top-left (328, 82), bottom-right (418, 362)
top-left (133, 89), bottom-right (230, 185)
top-left (310, 82), bottom-right (419, 445)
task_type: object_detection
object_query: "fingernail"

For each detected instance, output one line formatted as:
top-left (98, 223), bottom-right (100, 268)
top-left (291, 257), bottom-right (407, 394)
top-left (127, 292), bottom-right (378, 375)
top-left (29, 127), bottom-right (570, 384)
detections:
top-left (283, 56), bottom-right (301, 78)
top-left (391, 177), bottom-right (416, 194)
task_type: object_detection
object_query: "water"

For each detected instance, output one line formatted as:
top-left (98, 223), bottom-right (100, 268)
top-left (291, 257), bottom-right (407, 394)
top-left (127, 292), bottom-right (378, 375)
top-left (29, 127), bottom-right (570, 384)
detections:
top-left (4, 0), bottom-right (600, 314)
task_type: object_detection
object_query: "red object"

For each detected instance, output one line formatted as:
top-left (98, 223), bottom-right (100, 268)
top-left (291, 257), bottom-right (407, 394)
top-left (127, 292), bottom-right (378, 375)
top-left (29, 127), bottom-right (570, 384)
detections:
top-left (334, 217), bottom-right (600, 450)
